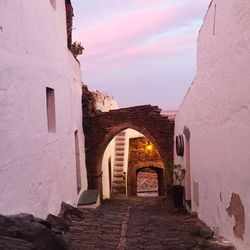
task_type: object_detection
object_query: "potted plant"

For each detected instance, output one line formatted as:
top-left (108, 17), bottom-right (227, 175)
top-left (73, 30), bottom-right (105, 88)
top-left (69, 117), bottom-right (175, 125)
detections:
top-left (172, 164), bottom-right (186, 209)
top-left (70, 41), bottom-right (84, 58)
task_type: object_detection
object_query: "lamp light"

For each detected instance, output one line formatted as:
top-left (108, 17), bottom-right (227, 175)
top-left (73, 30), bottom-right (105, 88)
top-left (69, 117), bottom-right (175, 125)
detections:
top-left (146, 141), bottom-right (153, 151)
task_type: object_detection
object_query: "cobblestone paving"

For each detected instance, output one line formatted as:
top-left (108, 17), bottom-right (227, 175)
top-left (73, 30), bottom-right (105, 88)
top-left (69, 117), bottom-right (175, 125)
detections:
top-left (65, 196), bottom-right (234, 250)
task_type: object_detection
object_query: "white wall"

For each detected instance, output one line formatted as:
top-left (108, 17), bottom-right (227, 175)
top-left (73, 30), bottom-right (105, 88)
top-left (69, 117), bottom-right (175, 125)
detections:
top-left (102, 138), bottom-right (115, 199)
top-left (92, 90), bottom-right (118, 112)
top-left (123, 129), bottom-right (144, 174)
top-left (174, 1), bottom-right (250, 249)
top-left (0, 0), bottom-right (87, 218)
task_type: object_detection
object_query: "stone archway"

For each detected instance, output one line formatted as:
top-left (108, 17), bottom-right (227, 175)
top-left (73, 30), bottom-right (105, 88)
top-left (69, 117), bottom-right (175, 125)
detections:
top-left (82, 86), bottom-right (174, 193)
top-left (129, 164), bottom-right (165, 196)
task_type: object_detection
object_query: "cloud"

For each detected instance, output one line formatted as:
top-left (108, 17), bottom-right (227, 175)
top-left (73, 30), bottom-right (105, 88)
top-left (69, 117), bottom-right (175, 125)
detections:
top-left (73, 1), bottom-right (207, 71)
top-left (71, 0), bottom-right (211, 109)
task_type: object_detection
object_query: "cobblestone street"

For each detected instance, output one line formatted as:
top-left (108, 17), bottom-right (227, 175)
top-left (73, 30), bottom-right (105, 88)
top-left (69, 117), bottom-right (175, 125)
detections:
top-left (65, 196), bottom-right (234, 250)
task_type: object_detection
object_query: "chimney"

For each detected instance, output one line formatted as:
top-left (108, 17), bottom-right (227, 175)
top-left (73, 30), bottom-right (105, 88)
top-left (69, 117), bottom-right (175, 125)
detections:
top-left (65, 0), bottom-right (73, 49)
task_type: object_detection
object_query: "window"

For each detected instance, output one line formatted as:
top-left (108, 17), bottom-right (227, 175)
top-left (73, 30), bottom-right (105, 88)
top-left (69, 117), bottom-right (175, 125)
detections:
top-left (50, 0), bottom-right (56, 10)
top-left (46, 87), bottom-right (56, 133)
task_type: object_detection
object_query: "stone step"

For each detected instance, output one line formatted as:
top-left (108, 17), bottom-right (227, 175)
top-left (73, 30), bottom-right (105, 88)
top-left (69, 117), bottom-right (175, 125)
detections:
top-left (113, 173), bottom-right (123, 178)
top-left (115, 150), bottom-right (125, 155)
top-left (116, 136), bottom-right (125, 140)
top-left (116, 135), bottom-right (125, 140)
top-left (115, 156), bottom-right (124, 161)
top-left (114, 165), bottom-right (123, 169)
top-left (114, 161), bottom-right (123, 165)
top-left (113, 170), bottom-right (123, 176)
top-left (112, 187), bottom-right (125, 191)
top-left (114, 170), bottom-right (123, 175)
top-left (113, 182), bottom-right (124, 186)
top-left (112, 186), bottom-right (126, 194)
top-left (114, 161), bottom-right (123, 169)
top-left (115, 136), bottom-right (125, 141)
top-left (113, 168), bottom-right (123, 173)
top-left (112, 183), bottom-right (125, 188)
top-left (115, 146), bottom-right (125, 151)
top-left (112, 180), bottom-right (124, 185)
top-left (117, 131), bottom-right (126, 136)
top-left (113, 171), bottom-right (123, 176)
top-left (112, 132), bottom-right (126, 197)
top-left (113, 175), bottom-right (123, 180)
top-left (115, 152), bottom-right (124, 157)
top-left (113, 177), bottom-right (123, 183)
top-left (114, 162), bottom-right (123, 167)
top-left (114, 158), bottom-right (123, 162)
top-left (114, 160), bottom-right (124, 165)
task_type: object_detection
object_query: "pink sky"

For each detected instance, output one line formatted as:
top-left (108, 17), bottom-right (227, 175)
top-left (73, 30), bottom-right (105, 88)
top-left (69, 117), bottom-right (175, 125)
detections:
top-left (71, 0), bottom-right (211, 110)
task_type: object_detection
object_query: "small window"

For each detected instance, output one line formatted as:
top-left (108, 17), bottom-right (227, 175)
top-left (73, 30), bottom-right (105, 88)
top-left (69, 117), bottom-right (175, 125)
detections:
top-left (46, 87), bottom-right (56, 133)
top-left (50, 0), bottom-right (56, 10)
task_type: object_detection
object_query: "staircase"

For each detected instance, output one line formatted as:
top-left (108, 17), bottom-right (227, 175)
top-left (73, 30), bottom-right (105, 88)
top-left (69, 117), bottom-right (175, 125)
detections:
top-left (112, 131), bottom-right (126, 194)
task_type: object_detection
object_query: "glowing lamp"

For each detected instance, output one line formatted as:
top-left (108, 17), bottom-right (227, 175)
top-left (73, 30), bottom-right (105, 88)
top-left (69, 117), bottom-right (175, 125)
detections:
top-left (146, 141), bottom-right (153, 151)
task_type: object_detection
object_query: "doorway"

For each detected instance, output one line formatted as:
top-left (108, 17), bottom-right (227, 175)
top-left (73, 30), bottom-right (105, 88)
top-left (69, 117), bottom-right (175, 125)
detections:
top-left (136, 168), bottom-right (158, 197)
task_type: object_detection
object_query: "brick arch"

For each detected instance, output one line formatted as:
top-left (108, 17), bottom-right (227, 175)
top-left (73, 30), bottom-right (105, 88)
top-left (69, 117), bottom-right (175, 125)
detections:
top-left (83, 104), bottom-right (174, 193)
top-left (132, 161), bottom-right (165, 170)
top-left (128, 163), bottom-right (165, 196)
top-left (101, 123), bottom-right (164, 166)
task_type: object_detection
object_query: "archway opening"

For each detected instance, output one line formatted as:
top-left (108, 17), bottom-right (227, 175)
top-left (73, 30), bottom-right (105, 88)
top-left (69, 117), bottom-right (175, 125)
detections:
top-left (82, 101), bottom-right (175, 194)
top-left (102, 128), bottom-right (146, 199)
top-left (101, 127), bottom-right (168, 199)
top-left (136, 168), bottom-right (159, 197)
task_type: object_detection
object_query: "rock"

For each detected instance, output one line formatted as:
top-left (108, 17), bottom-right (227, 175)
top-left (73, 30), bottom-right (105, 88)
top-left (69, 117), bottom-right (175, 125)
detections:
top-left (35, 217), bottom-right (52, 229)
top-left (60, 202), bottom-right (84, 221)
top-left (0, 235), bottom-right (35, 250)
top-left (0, 213), bottom-right (69, 250)
top-left (0, 213), bottom-right (46, 241)
top-left (46, 214), bottom-right (69, 233)
top-left (198, 239), bottom-right (235, 250)
top-left (190, 211), bottom-right (198, 218)
top-left (34, 230), bottom-right (69, 250)
top-left (192, 222), bottom-right (214, 239)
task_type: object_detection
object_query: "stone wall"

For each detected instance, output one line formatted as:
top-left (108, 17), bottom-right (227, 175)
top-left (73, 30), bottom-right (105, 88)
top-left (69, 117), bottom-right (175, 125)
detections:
top-left (92, 90), bottom-right (118, 112)
top-left (128, 137), bottom-right (163, 165)
top-left (127, 137), bottom-right (165, 196)
top-left (82, 103), bottom-right (174, 194)
top-left (82, 86), bottom-right (119, 199)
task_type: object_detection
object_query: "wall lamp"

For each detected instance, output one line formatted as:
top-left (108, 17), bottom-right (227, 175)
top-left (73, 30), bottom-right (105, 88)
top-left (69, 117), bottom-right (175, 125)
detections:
top-left (146, 141), bottom-right (153, 151)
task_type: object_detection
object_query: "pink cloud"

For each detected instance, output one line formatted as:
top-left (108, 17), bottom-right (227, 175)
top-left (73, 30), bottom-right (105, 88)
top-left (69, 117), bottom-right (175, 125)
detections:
top-left (73, 1), bottom-right (209, 72)
top-left (79, 31), bottom-right (197, 76)
top-left (124, 33), bottom-right (197, 60)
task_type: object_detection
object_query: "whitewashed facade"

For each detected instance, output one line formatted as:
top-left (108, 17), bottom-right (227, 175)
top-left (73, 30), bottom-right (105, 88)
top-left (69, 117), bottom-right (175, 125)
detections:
top-left (0, 0), bottom-right (87, 218)
top-left (174, 1), bottom-right (250, 249)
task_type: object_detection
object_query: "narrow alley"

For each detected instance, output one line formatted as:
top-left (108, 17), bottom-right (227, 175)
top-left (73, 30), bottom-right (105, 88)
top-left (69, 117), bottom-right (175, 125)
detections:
top-left (1, 1), bottom-right (249, 249)
top-left (65, 196), bottom-right (234, 250)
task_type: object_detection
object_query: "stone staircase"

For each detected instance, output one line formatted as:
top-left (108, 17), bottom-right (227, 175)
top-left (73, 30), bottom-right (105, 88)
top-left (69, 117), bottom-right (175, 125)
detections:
top-left (112, 131), bottom-right (126, 194)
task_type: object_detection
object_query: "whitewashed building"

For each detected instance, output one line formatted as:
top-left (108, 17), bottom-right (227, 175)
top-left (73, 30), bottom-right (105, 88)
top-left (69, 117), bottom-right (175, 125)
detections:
top-left (174, 1), bottom-right (250, 249)
top-left (0, 0), bottom-right (87, 218)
